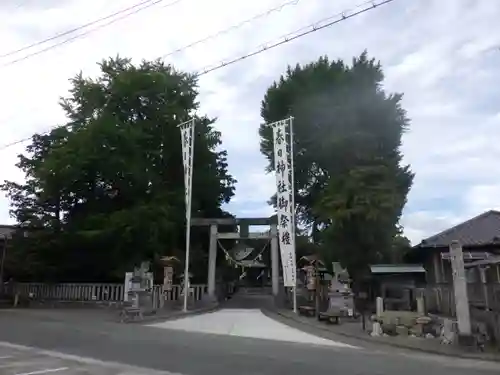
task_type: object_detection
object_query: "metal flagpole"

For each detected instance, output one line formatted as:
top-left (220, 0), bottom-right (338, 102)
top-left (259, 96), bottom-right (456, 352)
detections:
top-left (289, 116), bottom-right (298, 314)
top-left (179, 118), bottom-right (195, 312)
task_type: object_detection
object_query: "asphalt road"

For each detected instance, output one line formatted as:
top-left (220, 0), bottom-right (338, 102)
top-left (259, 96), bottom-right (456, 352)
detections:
top-left (0, 343), bottom-right (173, 374)
top-left (0, 309), bottom-right (498, 375)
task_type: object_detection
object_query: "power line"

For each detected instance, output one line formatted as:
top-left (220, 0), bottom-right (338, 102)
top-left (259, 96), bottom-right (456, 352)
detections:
top-left (161, 0), bottom-right (301, 60)
top-left (0, 0), bottom-right (303, 127)
top-left (1, 0), bottom-right (161, 59)
top-left (196, 0), bottom-right (393, 77)
top-left (0, 0), bottom-right (394, 151)
top-left (5, 0), bottom-right (302, 66)
top-left (1, 0), bottom-right (176, 66)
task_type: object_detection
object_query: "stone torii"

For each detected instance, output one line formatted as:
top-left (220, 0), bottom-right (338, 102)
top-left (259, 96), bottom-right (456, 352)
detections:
top-left (190, 216), bottom-right (280, 301)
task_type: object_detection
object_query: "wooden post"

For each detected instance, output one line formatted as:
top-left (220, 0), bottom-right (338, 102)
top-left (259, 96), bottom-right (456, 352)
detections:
top-left (479, 267), bottom-right (489, 310)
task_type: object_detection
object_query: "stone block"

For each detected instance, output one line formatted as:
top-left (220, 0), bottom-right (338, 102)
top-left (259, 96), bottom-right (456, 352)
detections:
top-left (396, 325), bottom-right (409, 336)
top-left (416, 316), bottom-right (432, 325)
top-left (457, 334), bottom-right (476, 349)
top-left (382, 323), bottom-right (397, 336)
top-left (379, 310), bottom-right (420, 327)
top-left (409, 324), bottom-right (423, 337)
top-left (440, 318), bottom-right (457, 344)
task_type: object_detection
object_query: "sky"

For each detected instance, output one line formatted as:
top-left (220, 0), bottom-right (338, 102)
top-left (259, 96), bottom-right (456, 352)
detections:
top-left (1, 0), bottom-right (500, 245)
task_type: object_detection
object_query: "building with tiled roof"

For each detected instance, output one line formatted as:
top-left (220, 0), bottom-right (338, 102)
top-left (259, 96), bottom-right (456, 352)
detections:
top-left (410, 210), bottom-right (500, 284)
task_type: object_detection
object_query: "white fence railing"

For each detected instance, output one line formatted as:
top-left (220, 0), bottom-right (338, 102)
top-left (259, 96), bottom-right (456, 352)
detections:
top-left (10, 283), bottom-right (208, 304)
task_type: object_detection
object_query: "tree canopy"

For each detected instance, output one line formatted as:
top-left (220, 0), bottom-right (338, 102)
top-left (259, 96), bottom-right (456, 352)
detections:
top-left (259, 52), bottom-right (414, 279)
top-left (1, 57), bottom-right (236, 282)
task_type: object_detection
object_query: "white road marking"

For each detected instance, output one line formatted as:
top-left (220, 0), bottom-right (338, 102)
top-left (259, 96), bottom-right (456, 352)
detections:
top-left (0, 355), bottom-right (14, 359)
top-left (149, 308), bottom-right (359, 348)
top-left (15, 367), bottom-right (69, 375)
top-left (0, 341), bottom-right (182, 374)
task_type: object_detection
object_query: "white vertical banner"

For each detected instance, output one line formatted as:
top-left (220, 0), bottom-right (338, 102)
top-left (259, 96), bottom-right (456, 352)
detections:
top-left (271, 118), bottom-right (297, 287)
top-left (179, 118), bottom-right (195, 311)
top-left (180, 120), bottom-right (195, 219)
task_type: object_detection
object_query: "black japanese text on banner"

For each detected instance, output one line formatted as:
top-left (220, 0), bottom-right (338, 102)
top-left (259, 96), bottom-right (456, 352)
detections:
top-left (272, 119), bottom-right (297, 287)
top-left (180, 121), bottom-right (195, 219)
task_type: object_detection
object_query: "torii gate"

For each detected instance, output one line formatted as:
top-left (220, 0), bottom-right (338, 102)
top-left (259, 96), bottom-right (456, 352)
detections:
top-left (191, 216), bottom-right (280, 301)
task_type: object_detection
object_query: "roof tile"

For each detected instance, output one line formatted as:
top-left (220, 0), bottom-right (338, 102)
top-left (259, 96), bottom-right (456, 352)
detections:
top-left (417, 210), bottom-right (500, 248)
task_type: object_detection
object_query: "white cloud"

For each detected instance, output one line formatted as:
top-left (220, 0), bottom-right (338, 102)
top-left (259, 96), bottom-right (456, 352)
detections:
top-left (1, 0), bottom-right (500, 247)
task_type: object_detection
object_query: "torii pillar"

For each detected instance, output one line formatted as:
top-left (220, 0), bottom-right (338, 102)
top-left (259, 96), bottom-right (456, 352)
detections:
top-left (207, 223), bottom-right (218, 301)
top-left (192, 217), bottom-right (280, 302)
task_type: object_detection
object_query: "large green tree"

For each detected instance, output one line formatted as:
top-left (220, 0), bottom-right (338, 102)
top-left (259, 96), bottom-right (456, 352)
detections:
top-left (259, 52), bottom-right (413, 280)
top-left (2, 57), bottom-right (236, 281)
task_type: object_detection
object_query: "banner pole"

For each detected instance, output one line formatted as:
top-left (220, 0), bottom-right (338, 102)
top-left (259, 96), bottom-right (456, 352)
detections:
top-left (289, 116), bottom-right (298, 314)
top-left (270, 117), bottom-right (298, 311)
top-left (179, 119), bottom-right (195, 312)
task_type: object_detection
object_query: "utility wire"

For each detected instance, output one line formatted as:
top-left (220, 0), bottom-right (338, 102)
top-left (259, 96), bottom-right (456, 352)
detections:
top-left (0, 0), bottom-right (395, 151)
top-left (0, 0), bottom-right (303, 128)
top-left (196, 0), bottom-right (393, 77)
top-left (4, 0), bottom-right (301, 66)
top-left (161, 0), bottom-right (301, 60)
top-left (1, 0), bottom-right (161, 59)
top-left (1, 0), bottom-right (175, 66)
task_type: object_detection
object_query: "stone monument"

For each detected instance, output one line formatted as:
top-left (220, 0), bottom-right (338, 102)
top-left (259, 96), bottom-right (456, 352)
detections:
top-left (328, 279), bottom-right (355, 317)
top-left (159, 256), bottom-right (180, 309)
top-left (126, 261), bottom-right (153, 312)
top-left (449, 241), bottom-right (473, 346)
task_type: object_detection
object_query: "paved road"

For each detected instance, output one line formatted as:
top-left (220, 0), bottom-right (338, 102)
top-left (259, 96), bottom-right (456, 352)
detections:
top-left (0, 343), bottom-right (173, 374)
top-left (148, 308), bottom-right (357, 348)
top-left (0, 309), bottom-right (497, 375)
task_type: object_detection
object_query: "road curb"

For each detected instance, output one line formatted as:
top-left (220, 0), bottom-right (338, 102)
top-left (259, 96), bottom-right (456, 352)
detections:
top-left (125, 303), bottom-right (220, 324)
top-left (265, 309), bottom-right (500, 363)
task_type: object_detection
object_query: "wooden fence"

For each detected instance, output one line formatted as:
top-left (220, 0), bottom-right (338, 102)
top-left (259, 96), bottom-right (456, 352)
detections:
top-left (9, 282), bottom-right (208, 305)
top-left (424, 283), bottom-right (500, 316)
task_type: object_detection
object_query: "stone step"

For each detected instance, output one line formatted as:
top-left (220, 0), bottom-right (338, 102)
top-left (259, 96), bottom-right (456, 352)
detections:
top-left (239, 287), bottom-right (273, 295)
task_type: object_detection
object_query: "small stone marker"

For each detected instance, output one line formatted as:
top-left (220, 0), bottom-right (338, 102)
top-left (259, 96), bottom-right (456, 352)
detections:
top-left (371, 321), bottom-right (383, 337)
top-left (376, 297), bottom-right (384, 317)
